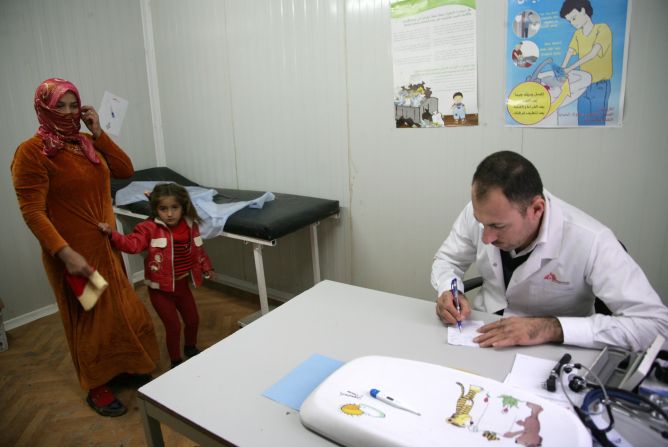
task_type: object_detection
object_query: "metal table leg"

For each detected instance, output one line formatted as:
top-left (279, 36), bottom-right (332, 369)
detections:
top-left (252, 244), bottom-right (269, 315)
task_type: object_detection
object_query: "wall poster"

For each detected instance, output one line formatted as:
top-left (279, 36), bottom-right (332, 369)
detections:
top-left (391, 0), bottom-right (479, 128)
top-left (505, 0), bottom-right (630, 127)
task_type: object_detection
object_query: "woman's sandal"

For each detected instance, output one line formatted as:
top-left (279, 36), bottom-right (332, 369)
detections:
top-left (86, 385), bottom-right (127, 417)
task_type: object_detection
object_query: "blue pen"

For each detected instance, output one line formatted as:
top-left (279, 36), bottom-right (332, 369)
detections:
top-left (451, 278), bottom-right (462, 332)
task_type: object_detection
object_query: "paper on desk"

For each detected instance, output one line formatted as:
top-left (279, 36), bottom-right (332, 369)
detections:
top-left (262, 353), bottom-right (343, 411)
top-left (447, 320), bottom-right (484, 347)
top-left (504, 353), bottom-right (583, 409)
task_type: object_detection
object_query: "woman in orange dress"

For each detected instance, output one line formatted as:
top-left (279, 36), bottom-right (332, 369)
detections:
top-left (11, 78), bottom-right (159, 417)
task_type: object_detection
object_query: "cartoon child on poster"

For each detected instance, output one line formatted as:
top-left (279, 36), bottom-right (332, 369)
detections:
top-left (451, 92), bottom-right (466, 124)
top-left (560, 0), bottom-right (612, 126)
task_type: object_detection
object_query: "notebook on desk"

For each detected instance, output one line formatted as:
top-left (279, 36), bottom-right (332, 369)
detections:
top-left (300, 356), bottom-right (591, 447)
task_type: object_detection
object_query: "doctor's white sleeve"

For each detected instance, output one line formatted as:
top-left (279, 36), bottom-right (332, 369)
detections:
top-left (557, 228), bottom-right (668, 352)
top-left (431, 204), bottom-right (479, 299)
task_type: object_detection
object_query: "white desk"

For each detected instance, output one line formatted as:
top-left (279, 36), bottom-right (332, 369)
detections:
top-left (137, 280), bottom-right (598, 446)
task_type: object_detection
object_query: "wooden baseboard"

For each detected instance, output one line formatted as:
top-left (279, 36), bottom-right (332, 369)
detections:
top-left (4, 304), bottom-right (58, 331)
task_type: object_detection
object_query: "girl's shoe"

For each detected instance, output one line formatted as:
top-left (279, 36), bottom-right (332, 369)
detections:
top-left (184, 345), bottom-right (201, 358)
top-left (86, 385), bottom-right (127, 417)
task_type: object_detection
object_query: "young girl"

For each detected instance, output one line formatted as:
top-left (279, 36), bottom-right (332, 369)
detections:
top-left (99, 183), bottom-right (213, 368)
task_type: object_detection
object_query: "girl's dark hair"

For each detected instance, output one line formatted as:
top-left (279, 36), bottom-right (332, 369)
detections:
top-left (149, 183), bottom-right (201, 223)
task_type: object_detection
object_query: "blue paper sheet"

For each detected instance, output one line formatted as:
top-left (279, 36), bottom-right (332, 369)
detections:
top-left (262, 354), bottom-right (343, 411)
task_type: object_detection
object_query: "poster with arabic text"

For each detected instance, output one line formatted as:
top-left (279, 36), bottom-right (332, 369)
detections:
top-left (505, 0), bottom-right (630, 127)
top-left (391, 0), bottom-right (478, 128)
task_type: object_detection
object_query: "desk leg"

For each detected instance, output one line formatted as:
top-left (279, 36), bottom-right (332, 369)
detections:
top-left (252, 244), bottom-right (270, 315)
top-left (309, 222), bottom-right (321, 283)
top-left (138, 397), bottom-right (165, 447)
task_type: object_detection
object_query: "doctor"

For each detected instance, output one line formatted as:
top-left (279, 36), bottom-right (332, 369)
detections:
top-left (432, 151), bottom-right (668, 351)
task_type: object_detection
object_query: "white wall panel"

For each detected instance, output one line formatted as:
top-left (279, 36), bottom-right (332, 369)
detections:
top-left (345, 0), bottom-right (668, 303)
top-left (3, 0), bottom-right (666, 324)
top-left (224, 0), bottom-right (351, 290)
top-left (224, 0), bottom-right (349, 199)
top-left (346, 0), bottom-right (517, 299)
top-left (0, 0), bottom-right (155, 320)
top-left (151, 0), bottom-right (352, 293)
top-left (524, 0), bottom-right (668, 300)
top-left (150, 0), bottom-right (238, 187)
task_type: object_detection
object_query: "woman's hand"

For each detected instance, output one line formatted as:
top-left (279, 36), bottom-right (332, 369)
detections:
top-left (80, 105), bottom-right (102, 139)
top-left (57, 246), bottom-right (94, 276)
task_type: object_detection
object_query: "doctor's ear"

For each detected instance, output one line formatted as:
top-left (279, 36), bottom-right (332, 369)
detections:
top-left (528, 195), bottom-right (545, 217)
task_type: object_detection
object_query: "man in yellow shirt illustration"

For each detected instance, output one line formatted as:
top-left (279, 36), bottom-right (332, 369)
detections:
top-left (560, 0), bottom-right (612, 126)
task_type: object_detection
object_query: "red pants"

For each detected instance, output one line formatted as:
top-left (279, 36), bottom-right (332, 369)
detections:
top-left (148, 278), bottom-right (199, 362)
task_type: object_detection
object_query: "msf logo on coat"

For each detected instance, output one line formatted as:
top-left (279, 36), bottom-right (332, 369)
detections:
top-left (544, 272), bottom-right (569, 285)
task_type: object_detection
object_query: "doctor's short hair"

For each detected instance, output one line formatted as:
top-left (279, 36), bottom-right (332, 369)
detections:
top-left (149, 182), bottom-right (201, 223)
top-left (560, 0), bottom-right (593, 19)
top-left (472, 151), bottom-right (544, 213)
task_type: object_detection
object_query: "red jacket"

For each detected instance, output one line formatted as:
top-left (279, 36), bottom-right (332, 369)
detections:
top-left (110, 217), bottom-right (213, 292)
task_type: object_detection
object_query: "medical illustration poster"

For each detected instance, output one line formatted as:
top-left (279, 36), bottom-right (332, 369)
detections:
top-left (505, 0), bottom-right (630, 127)
top-left (390, 0), bottom-right (479, 128)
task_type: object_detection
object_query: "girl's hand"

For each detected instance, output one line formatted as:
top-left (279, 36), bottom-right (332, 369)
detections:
top-left (80, 105), bottom-right (102, 139)
top-left (97, 222), bottom-right (112, 235)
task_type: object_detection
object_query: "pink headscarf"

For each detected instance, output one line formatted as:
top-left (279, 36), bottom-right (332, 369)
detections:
top-left (34, 78), bottom-right (99, 164)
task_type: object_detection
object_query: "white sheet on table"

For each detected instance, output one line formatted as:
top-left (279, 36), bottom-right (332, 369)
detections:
top-left (114, 181), bottom-right (275, 239)
top-left (446, 320), bottom-right (484, 347)
top-left (196, 191), bottom-right (275, 239)
top-left (503, 353), bottom-right (584, 410)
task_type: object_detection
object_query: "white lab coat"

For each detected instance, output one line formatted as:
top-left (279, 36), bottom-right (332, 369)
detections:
top-left (431, 191), bottom-right (668, 351)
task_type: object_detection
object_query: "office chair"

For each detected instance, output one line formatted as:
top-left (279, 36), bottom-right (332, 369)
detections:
top-left (460, 239), bottom-right (629, 317)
